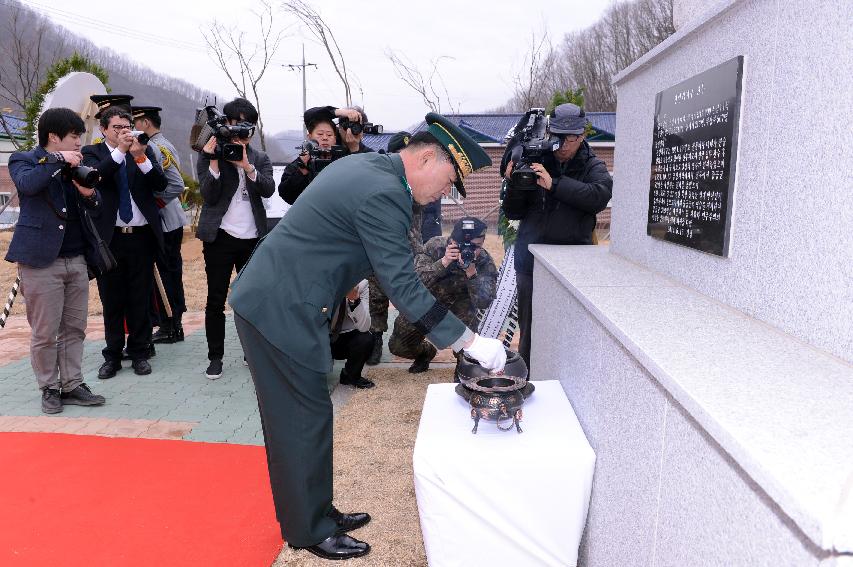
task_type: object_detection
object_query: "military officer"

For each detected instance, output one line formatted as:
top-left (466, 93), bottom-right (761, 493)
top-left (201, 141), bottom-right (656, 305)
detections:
top-left (132, 105), bottom-right (188, 343)
top-left (230, 113), bottom-right (507, 561)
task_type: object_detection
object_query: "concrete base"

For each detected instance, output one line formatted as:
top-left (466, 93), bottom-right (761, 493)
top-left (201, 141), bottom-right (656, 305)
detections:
top-left (529, 244), bottom-right (852, 566)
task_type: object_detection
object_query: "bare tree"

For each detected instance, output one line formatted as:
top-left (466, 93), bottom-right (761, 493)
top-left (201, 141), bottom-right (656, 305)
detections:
top-left (0, 1), bottom-right (67, 111)
top-left (282, 0), bottom-right (352, 106)
top-left (203, 0), bottom-right (285, 150)
top-left (385, 50), bottom-right (458, 114)
top-left (495, 0), bottom-right (674, 112)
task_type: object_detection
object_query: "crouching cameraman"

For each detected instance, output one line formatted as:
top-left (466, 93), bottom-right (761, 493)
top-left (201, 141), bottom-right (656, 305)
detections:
top-left (278, 105), bottom-right (375, 204)
top-left (389, 217), bottom-right (497, 373)
top-left (501, 103), bottom-right (612, 367)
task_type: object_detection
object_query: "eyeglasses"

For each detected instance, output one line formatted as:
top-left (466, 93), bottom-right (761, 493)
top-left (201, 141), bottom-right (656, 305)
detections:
top-left (110, 124), bottom-right (132, 132)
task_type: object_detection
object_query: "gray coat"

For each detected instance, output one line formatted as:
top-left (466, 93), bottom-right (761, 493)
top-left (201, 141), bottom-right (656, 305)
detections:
top-left (195, 145), bottom-right (275, 242)
top-left (149, 132), bottom-right (187, 233)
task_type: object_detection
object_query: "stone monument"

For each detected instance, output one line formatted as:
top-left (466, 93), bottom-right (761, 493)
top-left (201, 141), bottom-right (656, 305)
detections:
top-left (528, 0), bottom-right (852, 565)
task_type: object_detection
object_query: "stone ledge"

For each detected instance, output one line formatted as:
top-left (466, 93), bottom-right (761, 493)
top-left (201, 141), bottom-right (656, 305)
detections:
top-left (529, 244), bottom-right (853, 553)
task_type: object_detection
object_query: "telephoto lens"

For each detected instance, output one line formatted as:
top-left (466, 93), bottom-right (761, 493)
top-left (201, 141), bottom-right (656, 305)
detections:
top-left (70, 165), bottom-right (100, 188)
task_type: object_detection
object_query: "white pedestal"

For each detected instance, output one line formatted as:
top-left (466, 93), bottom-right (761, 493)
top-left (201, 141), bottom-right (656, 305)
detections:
top-left (413, 380), bottom-right (596, 567)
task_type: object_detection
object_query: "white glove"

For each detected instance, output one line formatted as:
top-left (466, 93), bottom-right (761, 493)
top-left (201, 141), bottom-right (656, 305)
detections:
top-left (463, 334), bottom-right (507, 373)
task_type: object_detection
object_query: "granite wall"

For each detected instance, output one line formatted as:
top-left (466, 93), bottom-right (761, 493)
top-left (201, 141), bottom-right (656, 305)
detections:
top-left (532, 264), bottom-right (829, 567)
top-left (610, 0), bottom-right (853, 363)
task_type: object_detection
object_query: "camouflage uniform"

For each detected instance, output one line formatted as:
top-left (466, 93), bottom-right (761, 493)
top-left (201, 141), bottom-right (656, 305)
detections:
top-left (388, 235), bottom-right (498, 361)
top-left (368, 202), bottom-right (425, 333)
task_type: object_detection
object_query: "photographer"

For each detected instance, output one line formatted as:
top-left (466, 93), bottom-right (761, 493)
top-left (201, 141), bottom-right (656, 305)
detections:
top-left (83, 104), bottom-right (168, 379)
top-left (5, 108), bottom-right (107, 414)
top-left (501, 103), bottom-right (612, 367)
top-left (196, 97), bottom-right (275, 380)
top-left (278, 105), bottom-right (374, 205)
top-left (389, 217), bottom-right (497, 373)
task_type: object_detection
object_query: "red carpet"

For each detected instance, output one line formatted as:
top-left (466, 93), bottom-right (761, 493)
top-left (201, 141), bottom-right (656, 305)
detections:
top-left (0, 433), bottom-right (282, 567)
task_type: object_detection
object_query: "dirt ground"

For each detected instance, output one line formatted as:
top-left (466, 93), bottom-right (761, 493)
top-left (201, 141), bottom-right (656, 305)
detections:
top-left (0, 227), bottom-right (507, 319)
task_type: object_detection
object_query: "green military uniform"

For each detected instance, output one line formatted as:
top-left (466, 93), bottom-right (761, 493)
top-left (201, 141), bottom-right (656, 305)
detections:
top-left (367, 202), bottom-right (425, 335)
top-left (389, 235), bottom-right (498, 361)
top-left (230, 152), bottom-right (471, 546)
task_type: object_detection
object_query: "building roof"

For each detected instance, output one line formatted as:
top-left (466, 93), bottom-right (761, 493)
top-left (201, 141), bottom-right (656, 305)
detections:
top-left (362, 111), bottom-right (616, 151)
top-left (0, 114), bottom-right (26, 139)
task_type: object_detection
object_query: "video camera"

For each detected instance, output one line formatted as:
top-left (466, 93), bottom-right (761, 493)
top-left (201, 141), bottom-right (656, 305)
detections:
top-left (338, 117), bottom-right (383, 136)
top-left (506, 108), bottom-right (560, 190)
top-left (296, 140), bottom-right (347, 174)
top-left (458, 219), bottom-right (478, 268)
top-left (190, 105), bottom-right (254, 161)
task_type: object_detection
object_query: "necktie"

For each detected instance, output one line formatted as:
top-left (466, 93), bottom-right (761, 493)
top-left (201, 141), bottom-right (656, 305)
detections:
top-left (117, 159), bottom-right (132, 223)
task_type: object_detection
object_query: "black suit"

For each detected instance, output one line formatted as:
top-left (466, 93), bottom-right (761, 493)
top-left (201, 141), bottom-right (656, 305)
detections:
top-left (82, 142), bottom-right (168, 362)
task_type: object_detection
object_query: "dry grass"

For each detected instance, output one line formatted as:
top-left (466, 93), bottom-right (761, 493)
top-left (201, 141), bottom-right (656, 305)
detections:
top-left (0, 228), bottom-right (506, 319)
top-left (273, 366), bottom-right (454, 566)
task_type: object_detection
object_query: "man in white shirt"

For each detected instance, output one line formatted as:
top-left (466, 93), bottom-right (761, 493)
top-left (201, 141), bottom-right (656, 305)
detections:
top-left (330, 280), bottom-right (374, 389)
top-left (82, 104), bottom-right (168, 378)
top-left (195, 98), bottom-right (275, 380)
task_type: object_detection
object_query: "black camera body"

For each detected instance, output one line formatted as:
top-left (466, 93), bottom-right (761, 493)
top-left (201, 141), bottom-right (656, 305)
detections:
top-left (191, 105), bottom-right (253, 161)
top-left (507, 108), bottom-right (560, 190)
top-left (338, 118), bottom-right (383, 136)
top-left (296, 140), bottom-right (347, 174)
top-left (62, 164), bottom-right (99, 189)
top-left (458, 219), bottom-right (478, 268)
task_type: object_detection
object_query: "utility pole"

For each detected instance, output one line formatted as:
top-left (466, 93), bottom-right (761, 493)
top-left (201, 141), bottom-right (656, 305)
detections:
top-left (284, 44), bottom-right (317, 136)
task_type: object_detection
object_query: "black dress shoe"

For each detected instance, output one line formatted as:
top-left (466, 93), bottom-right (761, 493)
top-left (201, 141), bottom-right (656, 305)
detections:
top-left (329, 506), bottom-right (371, 534)
top-left (289, 534), bottom-right (370, 560)
top-left (339, 370), bottom-right (375, 389)
top-left (151, 326), bottom-right (176, 344)
top-left (132, 359), bottom-right (152, 375)
top-left (98, 360), bottom-right (121, 379)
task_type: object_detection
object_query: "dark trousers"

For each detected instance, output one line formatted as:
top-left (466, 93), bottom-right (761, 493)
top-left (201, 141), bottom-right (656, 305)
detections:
top-left (97, 228), bottom-right (155, 362)
top-left (234, 314), bottom-right (338, 547)
top-left (367, 275), bottom-right (389, 334)
top-left (203, 230), bottom-right (257, 360)
top-left (152, 227), bottom-right (186, 326)
top-left (330, 330), bottom-right (373, 378)
top-left (516, 271), bottom-right (533, 368)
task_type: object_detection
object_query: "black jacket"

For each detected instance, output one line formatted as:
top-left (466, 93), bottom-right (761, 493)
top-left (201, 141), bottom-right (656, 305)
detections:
top-left (82, 142), bottom-right (168, 249)
top-left (501, 141), bottom-right (612, 275)
top-left (6, 146), bottom-right (102, 268)
top-left (196, 145), bottom-right (275, 243)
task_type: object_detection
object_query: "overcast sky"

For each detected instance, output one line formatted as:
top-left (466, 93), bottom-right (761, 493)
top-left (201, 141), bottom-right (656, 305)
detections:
top-left (23, 0), bottom-right (613, 134)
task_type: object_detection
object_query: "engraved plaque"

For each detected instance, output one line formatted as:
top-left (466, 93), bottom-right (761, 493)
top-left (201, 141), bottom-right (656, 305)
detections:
top-left (647, 56), bottom-right (744, 256)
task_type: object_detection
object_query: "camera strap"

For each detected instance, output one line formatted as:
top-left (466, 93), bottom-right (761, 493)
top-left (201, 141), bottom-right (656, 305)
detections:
top-left (41, 174), bottom-right (68, 221)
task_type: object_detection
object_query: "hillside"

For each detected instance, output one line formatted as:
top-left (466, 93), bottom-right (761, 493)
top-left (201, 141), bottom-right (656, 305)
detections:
top-left (0, 0), bottom-right (292, 170)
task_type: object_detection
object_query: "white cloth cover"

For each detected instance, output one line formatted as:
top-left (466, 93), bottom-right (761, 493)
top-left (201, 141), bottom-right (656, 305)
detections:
top-left (413, 381), bottom-right (595, 567)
